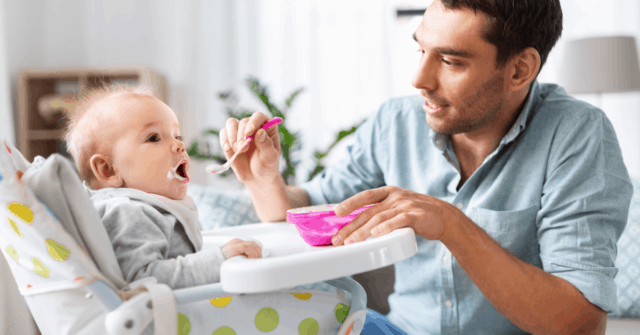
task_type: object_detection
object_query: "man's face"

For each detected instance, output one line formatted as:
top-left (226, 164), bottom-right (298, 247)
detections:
top-left (99, 94), bottom-right (191, 200)
top-left (412, 0), bottom-right (506, 134)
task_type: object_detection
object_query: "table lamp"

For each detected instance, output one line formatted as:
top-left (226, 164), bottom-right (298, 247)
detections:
top-left (558, 35), bottom-right (640, 107)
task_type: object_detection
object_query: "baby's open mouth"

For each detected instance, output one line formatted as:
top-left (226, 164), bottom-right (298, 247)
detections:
top-left (171, 159), bottom-right (190, 183)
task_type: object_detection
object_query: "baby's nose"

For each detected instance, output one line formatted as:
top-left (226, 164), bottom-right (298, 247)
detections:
top-left (174, 140), bottom-right (186, 153)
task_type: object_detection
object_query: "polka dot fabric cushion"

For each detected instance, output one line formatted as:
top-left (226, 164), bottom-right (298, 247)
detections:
top-left (0, 139), bottom-right (103, 295)
top-left (177, 289), bottom-right (350, 334)
top-left (187, 183), bottom-right (260, 231)
top-left (611, 178), bottom-right (640, 317)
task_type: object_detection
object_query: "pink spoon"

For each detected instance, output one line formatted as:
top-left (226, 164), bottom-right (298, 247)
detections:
top-left (205, 117), bottom-right (283, 174)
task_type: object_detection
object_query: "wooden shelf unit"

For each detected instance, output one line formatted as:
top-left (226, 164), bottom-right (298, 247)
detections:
top-left (17, 68), bottom-right (168, 162)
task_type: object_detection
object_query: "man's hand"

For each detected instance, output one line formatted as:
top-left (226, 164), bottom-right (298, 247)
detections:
top-left (219, 112), bottom-right (281, 184)
top-left (221, 238), bottom-right (262, 259)
top-left (331, 185), bottom-right (464, 245)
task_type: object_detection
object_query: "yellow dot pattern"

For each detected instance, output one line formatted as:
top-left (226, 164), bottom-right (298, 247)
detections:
top-left (291, 293), bottom-right (312, 300)
top-left (32, 257), bottom-right (50, 278)
top-left (177, 313), bottom-right (191, 335)
top-left (255, 307), bottom-right (279, 332)
top-left (5, 245), bottom-right (18, 263)
top-left (334, 303), bottom-right (350, 324)
top-left (8, 203), bottom-right (34, 224)
top-left (46, 239), bottom-right (70, 261)
top-left (210, 296), bottom-right (233, 307)
top-left (212, 326), bottom-right (236, 335)
top-left (8, 218), bottom-right (22, 237)
top-left (298, 318), bottom-right (319, 335)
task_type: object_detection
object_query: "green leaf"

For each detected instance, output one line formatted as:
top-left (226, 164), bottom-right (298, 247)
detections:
top-left (279, 127), bottom-right (297, 146)
top-left (203, 129), bottom-right (220, 136)
top-left (285, 88), bottom-right (305, 108)
top-left (187, 141), bottom-right (201, 157)
top-left (314, 151), bottom-right (327, 160)
top-left (307, 165), bottom-right (325, 181)
top-left (218, 91), bottom-right (233, 100)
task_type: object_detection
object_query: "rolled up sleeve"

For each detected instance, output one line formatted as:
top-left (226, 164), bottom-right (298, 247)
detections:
top-left (537, 110), bottom-right (633, 312)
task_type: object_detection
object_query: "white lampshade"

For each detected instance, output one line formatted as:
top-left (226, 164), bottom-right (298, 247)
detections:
top-left (558, 35), bottom-right (640, 94)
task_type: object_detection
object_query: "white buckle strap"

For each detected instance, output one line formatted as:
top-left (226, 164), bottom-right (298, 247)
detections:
top-left (141, 282), bottom-right (177, 335)
top-left (105, 281), bottom-right (176, 335)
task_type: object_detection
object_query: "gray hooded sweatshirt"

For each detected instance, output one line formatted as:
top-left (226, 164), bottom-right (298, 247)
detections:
top-left (89, 187), bottom-right (226, 289)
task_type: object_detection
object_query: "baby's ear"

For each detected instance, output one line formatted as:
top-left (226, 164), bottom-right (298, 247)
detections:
top-left (89, 154), bottom-right (123, 188)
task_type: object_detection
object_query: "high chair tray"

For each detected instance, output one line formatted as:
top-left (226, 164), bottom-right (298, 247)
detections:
top-left (202, 222), bottom-right (417, 293)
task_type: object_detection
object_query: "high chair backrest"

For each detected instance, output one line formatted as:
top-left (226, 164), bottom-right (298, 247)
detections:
top-left (0, 138), bottom-right (125, 295)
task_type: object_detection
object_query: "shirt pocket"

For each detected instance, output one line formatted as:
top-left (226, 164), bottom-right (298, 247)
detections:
top-left (470, 205), bottom-right (539, 258)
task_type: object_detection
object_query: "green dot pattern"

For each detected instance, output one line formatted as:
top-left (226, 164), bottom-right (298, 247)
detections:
top-left (212, 326), bottom-right (236, 335)
top-left (334, 303), bottom-right (350, 324)
top-left (255, 307), bottom-right (279, 332)
top-left (178, 313), bottom-right (191, 335)
top-left (298, 318), bottom-right (319, 335)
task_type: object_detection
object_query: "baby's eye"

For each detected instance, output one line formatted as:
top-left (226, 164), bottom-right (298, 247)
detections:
top-left (148, 134), bottom-right (160, 142)
top-left (175, 135), bottom-right (183, 141)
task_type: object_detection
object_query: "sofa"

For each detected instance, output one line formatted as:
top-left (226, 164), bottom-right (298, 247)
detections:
top-left (187, 180), bottom-right (640, 334)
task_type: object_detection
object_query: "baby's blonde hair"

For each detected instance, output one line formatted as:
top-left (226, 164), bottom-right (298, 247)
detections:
top-left (64, 83), bottom-right (156, 188)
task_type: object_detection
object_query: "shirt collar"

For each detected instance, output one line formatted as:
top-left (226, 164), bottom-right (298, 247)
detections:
top-left (430, 80), bottom-right (541, 151)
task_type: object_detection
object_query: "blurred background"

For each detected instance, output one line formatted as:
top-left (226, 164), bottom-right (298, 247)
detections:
top-left (1, 0), bottom-right (640, 185)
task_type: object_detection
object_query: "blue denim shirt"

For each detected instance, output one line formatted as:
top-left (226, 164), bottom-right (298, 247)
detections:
top-left (301, 81), bottom-right (633, 334)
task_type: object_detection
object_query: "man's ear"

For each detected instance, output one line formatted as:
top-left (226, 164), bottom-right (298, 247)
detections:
top-left (89, 154), bottom-right (123, 188)
top-left (507, 47), bottom-right (541, 92)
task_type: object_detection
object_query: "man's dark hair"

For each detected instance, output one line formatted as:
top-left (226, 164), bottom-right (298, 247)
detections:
top-left (441, 0), bottom-right (563, 72)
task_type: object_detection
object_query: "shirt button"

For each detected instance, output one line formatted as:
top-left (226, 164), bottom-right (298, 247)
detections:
top-left (442, 254), bottom-right (450, 263)
top-left (456, 202), bottom-right (464, 210)
top-left (445, 300), bottom-right (453, 308)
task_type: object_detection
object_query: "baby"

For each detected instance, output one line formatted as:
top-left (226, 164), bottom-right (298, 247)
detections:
top-left (64, 85), bottom-right (261, 289)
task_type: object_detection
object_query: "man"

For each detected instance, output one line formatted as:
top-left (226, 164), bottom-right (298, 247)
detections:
top-left (219, 0), bottom-right (632, 334)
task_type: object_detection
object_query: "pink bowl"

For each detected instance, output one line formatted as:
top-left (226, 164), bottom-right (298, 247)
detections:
top-left (287, 204), bottom-right (374, 246)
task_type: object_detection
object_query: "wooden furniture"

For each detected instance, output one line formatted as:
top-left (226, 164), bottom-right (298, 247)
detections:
top-left (17, 68), bottom-right (168, 162)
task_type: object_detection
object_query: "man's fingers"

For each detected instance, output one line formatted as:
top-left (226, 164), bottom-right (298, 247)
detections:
top-left (369, 213), bottom-right (408, 237)
top-left (342, 208), bottom-right (402, 245)
top-left (245, 112), bottom-right (270, 139)
top-left (335, 186), bottom-right (392, 217)
top-left (219, 128), bottom-right (234, 158)
top-left (332, 203), bottom-right (386, 245)
top-left (236, 118), bottom-right (250, 151)
top-left (225, 118), bottom-right (240, 153)
top-left (254, 129), bottom-right (279, 163)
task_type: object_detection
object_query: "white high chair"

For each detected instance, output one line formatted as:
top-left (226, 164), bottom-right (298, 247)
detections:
top-left (0, 139), bottom-right (417, 335)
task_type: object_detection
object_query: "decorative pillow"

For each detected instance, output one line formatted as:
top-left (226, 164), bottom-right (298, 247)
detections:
top-left (186, 183), bottom-right (260, 231)
top-left (611, 178), bottom-right (640, 317)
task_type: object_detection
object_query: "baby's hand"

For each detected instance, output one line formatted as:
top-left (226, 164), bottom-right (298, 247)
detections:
top-left (221, 238), bottom-right (262, 259)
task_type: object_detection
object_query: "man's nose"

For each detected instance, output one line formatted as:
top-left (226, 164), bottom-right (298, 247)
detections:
top-left (411, 54), bottom-right (438, 91)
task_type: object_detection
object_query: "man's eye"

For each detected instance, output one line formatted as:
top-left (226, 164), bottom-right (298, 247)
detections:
top-left (443, 59), bottom-right (459, 66)
top-left (148, 135), bottom-right (160, 142)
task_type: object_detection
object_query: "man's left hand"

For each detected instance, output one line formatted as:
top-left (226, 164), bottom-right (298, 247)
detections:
top-left (331, 186), bottom-right (463, 245)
